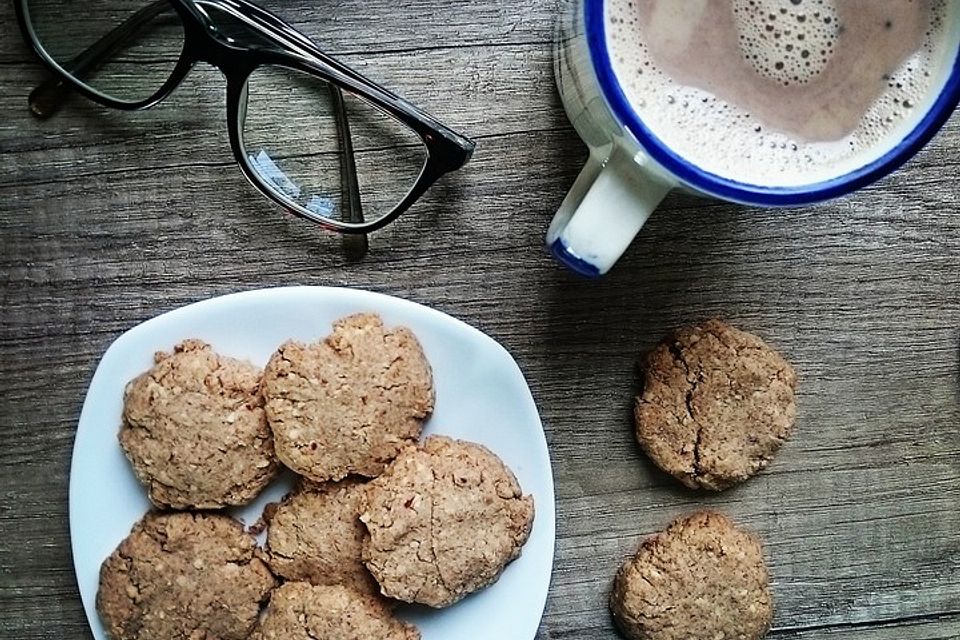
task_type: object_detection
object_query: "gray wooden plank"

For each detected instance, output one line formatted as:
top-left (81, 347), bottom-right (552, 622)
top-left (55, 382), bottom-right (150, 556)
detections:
top-left (2, 0), bottom-right (960, 638)
top-left (0, 39), bottom-right (563, 186)
top-left (535, 615), bottom-right (960, 639)
top-left (0, 0), bottom-right (558, 62)
top-left (2, 123), bottom-right (959, 634)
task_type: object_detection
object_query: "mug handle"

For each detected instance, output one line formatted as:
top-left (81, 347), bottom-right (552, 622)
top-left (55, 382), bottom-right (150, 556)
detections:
top-left (547, 147), bottom-right (673, 277)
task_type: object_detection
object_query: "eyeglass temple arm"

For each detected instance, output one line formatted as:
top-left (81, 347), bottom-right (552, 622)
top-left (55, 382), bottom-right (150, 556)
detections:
top-left (226, 0), bottom-right (475, 161)
top-left (29, 0), bottom-right (171, 119)
top-left (330, 85), bottom-right (369, 260)
top-left (295, 42), bottom-right (472, 148)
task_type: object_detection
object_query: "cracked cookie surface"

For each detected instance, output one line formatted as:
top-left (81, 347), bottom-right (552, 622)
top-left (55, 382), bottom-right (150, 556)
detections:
top-left (359, 436), bottom-right (535, 608)
top-left (610, 511), bottom-right (772, 640)
top-left (120, 339), bottom-right (279, 509)
top-left (97, 512), bottom-right (276, 640)
top-left (262, 314), bottom-right (434, 482)
top-left (251, 582), bottom-right (420, 640)
top-left (265, 478), bottom-right (380, 596)
top-left (635, 319), bottom-right (798, 490)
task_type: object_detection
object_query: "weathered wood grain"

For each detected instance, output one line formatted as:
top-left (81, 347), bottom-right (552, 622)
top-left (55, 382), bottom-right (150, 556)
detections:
top-left (0, 42), bottom-right (562, 190)
top-left (537, 615), bottom-right (960, 640)
top-left (0, 0), bottom-right (559, 62)
top-left (2, 0), bottom-right (959, 639)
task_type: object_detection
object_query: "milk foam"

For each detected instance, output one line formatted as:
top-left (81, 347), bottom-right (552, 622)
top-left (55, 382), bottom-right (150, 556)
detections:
top-left (732, 0), bottom-right (839, 86)
top-left (606, 0), bottom-right (954, 187)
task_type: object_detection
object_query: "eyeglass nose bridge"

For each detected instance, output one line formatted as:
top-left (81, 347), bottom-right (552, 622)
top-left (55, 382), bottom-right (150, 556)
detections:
top-left (172, 6), bottom-right (260, 78)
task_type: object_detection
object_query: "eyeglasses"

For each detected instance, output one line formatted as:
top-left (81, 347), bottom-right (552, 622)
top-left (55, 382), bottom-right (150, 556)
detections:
top-left (15, 0), bottom-right (476, 250)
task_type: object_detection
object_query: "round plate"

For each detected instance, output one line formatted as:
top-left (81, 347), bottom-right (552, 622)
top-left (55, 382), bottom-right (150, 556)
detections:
top-left (70, 286), bottom-right (555, 640)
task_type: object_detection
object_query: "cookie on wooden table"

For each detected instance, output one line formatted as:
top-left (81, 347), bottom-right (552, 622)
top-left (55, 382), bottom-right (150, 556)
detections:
top-left (262, 313), bottom-right (434, 482)
top-left (359, 435), bottom-right (535, 608)
top-left (264, 477), bottom-right (379, 596)
top-left (251, 582), bottom-right (420, 640)
top-left (97, 512), bottom-right (276, 640)
top-left (635, 319), bottom-right (798, 490)
top-left (120, 339), bottom-right (279, 509)
top-left (610, 511), bottom-right (773, 640)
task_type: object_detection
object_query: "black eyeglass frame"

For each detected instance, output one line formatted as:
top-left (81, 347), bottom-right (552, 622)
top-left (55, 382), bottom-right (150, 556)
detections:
top-left (14, 0), bottom-right (476, 234)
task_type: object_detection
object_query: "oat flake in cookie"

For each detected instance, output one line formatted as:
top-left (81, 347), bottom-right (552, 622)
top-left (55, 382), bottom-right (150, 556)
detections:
top-left (251, 582), bottom-right (420, 640)
top-left (97, 512), bottom-right (276, 640)
top-left (610, 512), bottom-right (773, 640)
top-left (635, 319), bottom-right (798, 490)
top-left (359, 435), bottom-right (535, 608)
top-left (265, 478), bottom-right (380, 596)
top-left (262, 313), bottom-right (434, 482)
top-left (120, 339), bottom-right (279, 509)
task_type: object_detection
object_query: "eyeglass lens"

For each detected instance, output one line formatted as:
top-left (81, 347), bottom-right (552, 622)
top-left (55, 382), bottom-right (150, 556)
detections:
top-left (25, 0), bottom-right (185, 104)
top-left (239, 65), bottom-right (429, 228)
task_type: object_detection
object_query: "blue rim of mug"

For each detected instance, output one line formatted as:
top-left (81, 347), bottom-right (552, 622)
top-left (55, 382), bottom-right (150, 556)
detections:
top-left (585, 0), bottom-right (960, 206)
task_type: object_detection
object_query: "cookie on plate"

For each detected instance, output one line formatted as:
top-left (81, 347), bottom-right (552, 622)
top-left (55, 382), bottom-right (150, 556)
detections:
top-left (635, 319), bottom-right (798, 490)
top-left (359, 435), bottom-right (535, 608)
top-left (262, 313), bottom-right (434, 482)
top-left (251, 582), bottom-right (419, 640)
top-left (97, 512), bottom-right (276, 640)
top-left (610, 511), bottom-right (773, 640)
top-left (120, 339), bottom-right (279, 509)
top-left (265, 478), bottom-right (379, 596)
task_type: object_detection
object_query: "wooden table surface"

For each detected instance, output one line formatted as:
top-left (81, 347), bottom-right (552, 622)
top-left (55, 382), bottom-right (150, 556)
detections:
top-left (1, 1), bottom-right (958, 639)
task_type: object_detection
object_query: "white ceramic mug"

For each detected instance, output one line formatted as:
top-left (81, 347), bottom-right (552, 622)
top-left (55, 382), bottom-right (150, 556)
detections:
top-left (549, 0), bottom-right (960, 277)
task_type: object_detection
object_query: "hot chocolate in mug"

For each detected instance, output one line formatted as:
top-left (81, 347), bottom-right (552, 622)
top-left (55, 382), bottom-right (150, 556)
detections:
top-left (550, 0), bottom-right (960, 277)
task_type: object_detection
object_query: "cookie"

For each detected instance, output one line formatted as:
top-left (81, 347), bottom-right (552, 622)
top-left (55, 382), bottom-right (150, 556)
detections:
top-left (610, 511), bottom-right (772, 640)
top-left (120, 339), bottom-right (279, 509)
top-left (635, 319), bottom-right (797, 490)
top-left (359, 435), bottom-right (535, 608)
top-left (251, 582), bottom-right (419, 640)
top-left (262, 313), bottom-right (434, 482)
top-left (265, 478), bottom-right (379, 596)
top-left (97, 512), bottom-right (276, 640)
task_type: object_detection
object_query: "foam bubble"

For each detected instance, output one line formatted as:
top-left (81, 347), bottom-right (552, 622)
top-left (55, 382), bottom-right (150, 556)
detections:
top-left (732, 0), bottom-right (839, 86)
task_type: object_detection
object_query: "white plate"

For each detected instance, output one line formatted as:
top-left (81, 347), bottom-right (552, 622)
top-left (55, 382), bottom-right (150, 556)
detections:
top-left (71, 286), bottom-right (555, 640)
